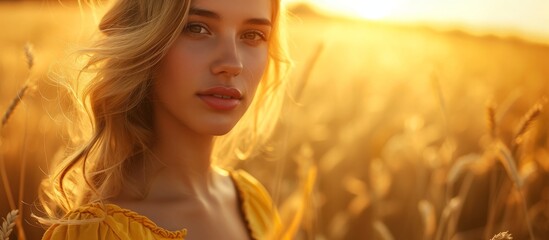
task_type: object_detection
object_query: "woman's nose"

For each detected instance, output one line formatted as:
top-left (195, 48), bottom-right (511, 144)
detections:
top-left (210, 36), bottom-right (243, 78)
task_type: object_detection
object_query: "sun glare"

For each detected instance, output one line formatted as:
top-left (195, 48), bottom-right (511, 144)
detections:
top-left (286, 0), bottom-right (549, 42)
top-left (303, 0), bottom-right (408, 20)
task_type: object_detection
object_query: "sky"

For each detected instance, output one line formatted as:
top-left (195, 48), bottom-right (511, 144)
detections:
top-left (285, 0), bottom-right (549, 42)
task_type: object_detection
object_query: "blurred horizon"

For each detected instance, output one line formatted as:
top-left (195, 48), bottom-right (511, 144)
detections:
top-left (285, 0), bottom-right (549, 44)
top-left (1, 0), bottom-right (548, 43)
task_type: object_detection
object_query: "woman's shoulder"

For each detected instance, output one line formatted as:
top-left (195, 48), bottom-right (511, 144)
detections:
top-left (42, 203), bottom-right (187, 240)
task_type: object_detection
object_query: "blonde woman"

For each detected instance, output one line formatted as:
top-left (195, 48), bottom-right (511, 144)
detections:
top-left (39, 0), bottom-right (291, 239)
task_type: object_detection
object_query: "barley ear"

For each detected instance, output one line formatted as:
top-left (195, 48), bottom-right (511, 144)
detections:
top-left (0, 209), bottom-right (18, 240)
top-left (490, 231), bottom-right (513, 240)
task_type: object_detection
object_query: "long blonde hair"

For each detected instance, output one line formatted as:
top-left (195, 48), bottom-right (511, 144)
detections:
top-left (39, 0), bottom-right (291, 220)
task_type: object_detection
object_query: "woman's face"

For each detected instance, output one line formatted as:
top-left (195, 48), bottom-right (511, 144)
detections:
top-left (153, 0), bottom-right (272, 136)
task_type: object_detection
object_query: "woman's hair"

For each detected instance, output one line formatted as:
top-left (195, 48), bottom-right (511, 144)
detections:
top-left (38, 0), bottom-right (291, 220)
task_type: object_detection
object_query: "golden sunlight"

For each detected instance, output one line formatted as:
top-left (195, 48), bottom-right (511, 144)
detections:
top-left (285, 0), bottom-right (549, 41)
top-left (2, 1), bottom-right (549, 239)
top-left (307, 0), bottom-right (407, 20)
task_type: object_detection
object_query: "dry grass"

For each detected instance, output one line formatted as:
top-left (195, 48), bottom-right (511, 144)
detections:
top-left (1, 2), bottom-right (549, 240)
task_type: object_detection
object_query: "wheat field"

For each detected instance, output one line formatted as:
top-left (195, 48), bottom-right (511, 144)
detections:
top-left (1, 2), bottom-right (548, 240)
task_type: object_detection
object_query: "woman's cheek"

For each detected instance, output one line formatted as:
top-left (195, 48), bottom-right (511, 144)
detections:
top-left (246, 47), bottom-right (269, 79)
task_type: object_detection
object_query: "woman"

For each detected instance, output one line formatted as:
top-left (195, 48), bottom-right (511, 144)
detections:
top-left (39, 0), bottom-right (291, 239)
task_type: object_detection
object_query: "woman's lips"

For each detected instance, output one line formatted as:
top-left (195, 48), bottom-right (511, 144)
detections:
top-left (197, 87), bottom-right (242, 111)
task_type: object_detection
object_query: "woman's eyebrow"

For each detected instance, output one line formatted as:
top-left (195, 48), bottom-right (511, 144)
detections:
top-left (189, 7), bottom-right (272, 27)
top-left (245, 18), bottom-right (272, 27)
top-left (189, 7), bottom-right (220, 19)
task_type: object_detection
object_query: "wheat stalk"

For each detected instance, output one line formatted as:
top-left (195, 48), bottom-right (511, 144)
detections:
top-left (495, 141), bottom-right (536, 239)
top-left (0, 155), bottom-right (15, 211)
top-left (496, 141), bottom-right (523, 189)
top-left (418, 200), bottom-right (436, 240)
top-left (0, 209), bottom-right (18, 240)
top-left (291, 43), bottom-right (324, 103)
top-left (490, 231), bottom-right (513, 240)
top-left (486, 103), bottom-right (497, 139)
top-left (0, 42), bottom-right (34, 216)
top-left (373, 220), bottom-right (395, 240)
top-left (1, 86), bottom-right (29, 128)
top-left (431, 72), bottom-right (449, 136)
top-left (0, 44), bottom-right (33, 240)
top-left (512, 101), bottom-right (544, 154)
top-left (18, 45), bottom-right (33, 240)
top-left (1, 44), bottom-right (34, 128)
top-left (24, 43), bottom-right (34, 69)
top-left (434, 197), bottom-right (461, 240)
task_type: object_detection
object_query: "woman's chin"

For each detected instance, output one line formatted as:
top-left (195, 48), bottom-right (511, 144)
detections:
top-left (211, 130), bottom-right (232, 136)
top-left (202, 124), bottom-right (237, 136)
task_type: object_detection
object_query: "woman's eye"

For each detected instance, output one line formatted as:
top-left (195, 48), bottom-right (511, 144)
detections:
top-left (184, 23), bottom-right (210, 35)
top-left (241, 31), bottom-right (267, 42)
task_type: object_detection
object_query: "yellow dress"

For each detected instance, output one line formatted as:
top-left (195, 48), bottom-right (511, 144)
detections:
top-left (42, 170), bottom-right (280, 240)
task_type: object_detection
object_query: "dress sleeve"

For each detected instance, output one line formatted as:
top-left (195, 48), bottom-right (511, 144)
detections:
top-left (232, 170), bottom-right (282, 240)
top-left (41, 207), bottom-right (121, 240)
top-left (42, 203), bottom-right (186, 240)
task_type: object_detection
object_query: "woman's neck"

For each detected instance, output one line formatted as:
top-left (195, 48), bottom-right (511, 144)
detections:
top-left (112, 104), bottom-right (229, 202)
top-left (152, 128), bottom-right (214, 175)
top-left (148, 119), bottom-right (218, 199)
